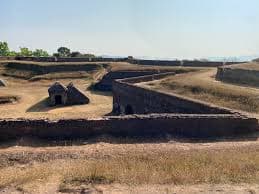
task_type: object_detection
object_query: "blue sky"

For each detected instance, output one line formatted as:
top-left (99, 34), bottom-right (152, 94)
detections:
top-left (0, 0), bottom-right (259, 59)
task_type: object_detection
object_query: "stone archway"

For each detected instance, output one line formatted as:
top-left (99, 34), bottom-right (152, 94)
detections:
top-left (54, 95), bottom-right (62, 105)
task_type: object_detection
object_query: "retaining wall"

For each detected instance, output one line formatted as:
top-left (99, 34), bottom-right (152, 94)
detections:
top-left (129, 59), bottom-right (181, 66)
top-left (182, 60), bottom-right (223, 67)
top-left (0, 114), bottom-right (257, 140)
top-left (94, 70), bottom-right (171, 91)
top-left (182, 61), bottom-right (244, 67)
top-left (113, 74), bottom-right (233, 115)
top-left (5, 62), bottom-right (103, 74)
top-left (216, 67), bottom-right (259, 87)
top-left (11, 56), bottom-right (125, 63)
top-left (0, 56), bottom-right (246, 67)
top-left (0, 56), bottom-right (16, 61)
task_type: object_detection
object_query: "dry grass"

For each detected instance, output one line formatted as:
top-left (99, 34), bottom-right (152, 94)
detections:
top-left (29, 72), bottom-right (93, 81)
top-left (1, 60), bottom-right (106, 81)
top-left (60, 150), bottom-right (259, 186)
top-left (145, 70), bottom-right (259, 113)
top-left (226, 62), bottom-right (259, 70)
top-left (110, 63), bottom-right (204, 73)
top-left (1, 149), bottom-right (259, 190)
top-left (2, 68), bottom-right (36, 79)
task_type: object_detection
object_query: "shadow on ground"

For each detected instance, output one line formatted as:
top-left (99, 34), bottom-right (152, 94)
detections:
top-left (0, 132), bottom-right (259, 149)
top-left (88, 89), bottom-right (112, 97)
top-left (26, 97), bottom-right (56, 112)
top-left (26, 97), bottom-right (91, 112)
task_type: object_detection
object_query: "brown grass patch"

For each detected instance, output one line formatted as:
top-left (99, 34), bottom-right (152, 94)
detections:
top-left (1, 149), bottom-right (259, 190)
top-left (146, 70), bottom-right (259, 113)
top-left (227, 62), bottom-right (259, 70)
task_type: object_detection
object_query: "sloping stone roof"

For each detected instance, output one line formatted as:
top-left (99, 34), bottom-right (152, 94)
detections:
top-left (66, 82), bottom-right (89, 105)
top-left (48, 82), bottom-right (67, 93)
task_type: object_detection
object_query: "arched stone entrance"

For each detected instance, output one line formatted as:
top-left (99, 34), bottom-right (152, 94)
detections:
top-left (54, 95), bottom-right (62, 105)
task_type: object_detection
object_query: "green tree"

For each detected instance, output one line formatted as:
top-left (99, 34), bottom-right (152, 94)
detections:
top-left (57, 47), bottom-right (70, 57)
top-left (53, 53), bottom-right (60, 58)
top-left (8, 51), bottom-right (17, 56)
top-left (19, 47), bottom-right (33, 56)
top-left (70, 51), bottom-right (96, 58)
top-left (70, 51), bottom-right (81, 57)
top-left (0, 41), bottom-right (10, 56)
top-left (83, 53), bottom-right (95, 58)
top-left (32, 49), bottom-right (49, 57)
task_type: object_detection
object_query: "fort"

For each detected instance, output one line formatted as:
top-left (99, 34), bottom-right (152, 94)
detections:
top-left (0, 59), bottom-right (257, 139)
top-left (0, 56), bottom-right (245, 67)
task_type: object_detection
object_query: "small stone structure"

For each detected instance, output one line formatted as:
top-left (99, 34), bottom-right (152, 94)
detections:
top-left (48, 82), bottom-right (89, 106)
top-left (0, 79), bottom-right (6, 87)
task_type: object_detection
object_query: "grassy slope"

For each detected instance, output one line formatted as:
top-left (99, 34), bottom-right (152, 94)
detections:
top-left (143, 69), bottom-right (259, 113)
top-left (0, 61), bottom-right (106, 80)
top-left (226, 61), bottom-right (259, 70)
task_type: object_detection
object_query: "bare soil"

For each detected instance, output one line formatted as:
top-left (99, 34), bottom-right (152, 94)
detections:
top-left (0, 76), bottom-right (112, 119)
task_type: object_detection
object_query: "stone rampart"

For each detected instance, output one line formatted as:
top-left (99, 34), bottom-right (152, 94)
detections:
top-left (94, 70), bottom-right (170, 91)
top-left (0, 56), bottom-right (16, 61)
top-left (0, 56), bottom-right (246, 67)
top-left (113, 74), bottom-right (233, 115)
top-left (216, 67), bottom-right (259, 87)
top-left (129, 59), bottom-right (181, 66)
top-left (0, 114), bottom-right (257, 140)
top-left (12, 56), bottom-right (125, 63)
top-left (5, 62), bottom-right (103, 74)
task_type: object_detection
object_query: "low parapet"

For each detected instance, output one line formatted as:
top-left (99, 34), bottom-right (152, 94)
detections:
top-left (111, 71), bottom-right (258, 137)
top-left (112, 72), bottom-right (235, 115)
top-left (0, 114), bottom-right (257, 140)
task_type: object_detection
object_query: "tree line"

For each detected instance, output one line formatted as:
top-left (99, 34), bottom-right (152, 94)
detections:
top-left (0, 41), bottom-right (95, 58)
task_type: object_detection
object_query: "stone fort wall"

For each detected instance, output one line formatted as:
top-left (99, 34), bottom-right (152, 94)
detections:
top-left (216, 66), bottom-right (259, 87)
top-left (5, 62), bottom-right (104, 74)
top-left (0, 114), bottom-right (257, 140)
top-left (94, 70), bottom-right (172, 91)
top-left (112, 73), bottom-right (234, 115)
top-left (0, 56), bottom-right (245, 67)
